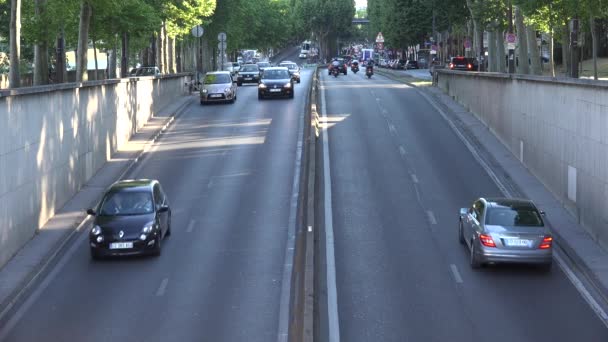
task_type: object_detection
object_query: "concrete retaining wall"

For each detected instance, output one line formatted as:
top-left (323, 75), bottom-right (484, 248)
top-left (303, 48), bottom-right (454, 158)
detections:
top-left (0, 74), bottom-right (190, 267)
top-left (436, 70), bottom-right (608, 250)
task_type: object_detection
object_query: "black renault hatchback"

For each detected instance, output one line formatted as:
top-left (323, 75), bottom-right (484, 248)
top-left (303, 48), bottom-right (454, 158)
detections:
top-left (87, 179), bottom-right (171, 259)
top-left (258, 67), bottom-right (294, 99)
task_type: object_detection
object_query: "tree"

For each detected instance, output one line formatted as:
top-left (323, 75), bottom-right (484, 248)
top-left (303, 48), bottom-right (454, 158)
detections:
top-left (9, 0), bottom-right (21, 88)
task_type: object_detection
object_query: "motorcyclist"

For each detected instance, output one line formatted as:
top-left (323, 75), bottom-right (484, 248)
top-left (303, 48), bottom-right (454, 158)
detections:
top-left (331, 58), bottom-right (341, 71)
top-left (366, 59), bottom-right (374, 73)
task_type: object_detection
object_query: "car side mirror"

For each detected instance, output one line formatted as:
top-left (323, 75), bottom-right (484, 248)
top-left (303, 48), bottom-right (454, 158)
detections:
top-left (87, 208), bottom-right (96, 216)
top-left (158, 205), bottom-right (169, 213)
top-left (540, 210), bottom-right (546, 216)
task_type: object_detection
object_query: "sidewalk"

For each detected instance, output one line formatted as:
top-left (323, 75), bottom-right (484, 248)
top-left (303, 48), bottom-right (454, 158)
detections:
top-left (0, 94), bottom-right (195, 321)
top-left (378, 67), bottom-right (608, 309)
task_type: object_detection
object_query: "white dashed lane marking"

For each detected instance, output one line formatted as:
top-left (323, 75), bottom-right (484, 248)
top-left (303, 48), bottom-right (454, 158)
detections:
top-left (186, 219), bottom-right (195, 233)
top-left (450, 264), bottom-right (464, 283)
top-left (411, 174), bottom-right (419, 183)
top-left (156, 278), bottom-right (169, 297)
top-left (426, 210), bottom-right (437, 225)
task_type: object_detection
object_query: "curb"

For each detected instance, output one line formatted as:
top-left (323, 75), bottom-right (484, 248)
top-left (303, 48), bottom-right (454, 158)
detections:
top-left (0, 95), bottom-right (194, 324)
top-left (378, 67), bottom-right (608, 316)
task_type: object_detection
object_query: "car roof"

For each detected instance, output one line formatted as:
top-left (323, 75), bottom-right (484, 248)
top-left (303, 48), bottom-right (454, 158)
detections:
top-left (263, 66), bottom-right (289, 71)
top-left (207, 71), bottom-right (231, 75)
top-left (483, 197), bottom-right (537, 209)
top-left (109, 179), bottom-right (155, 192)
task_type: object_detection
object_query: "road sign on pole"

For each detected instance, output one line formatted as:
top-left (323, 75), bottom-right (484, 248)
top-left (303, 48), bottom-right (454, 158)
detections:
top-left (375, 32), bottom-right (384, 43)
top-left (218, 32), bottom-right (227, 42)
top-left (191, 25), bottom-right (204, 38)
top-left (218, 32), bottom-right (227, 71)
top-left (191, 25), bottom-right (204, 86)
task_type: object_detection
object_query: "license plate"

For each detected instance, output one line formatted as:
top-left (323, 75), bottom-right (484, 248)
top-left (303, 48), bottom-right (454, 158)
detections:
top-left (269, 89), bottom-right (282, 92)
top-left (244, 78), bottom-right (252, 80)
top-left (504, 239), bottom-right (531, 247)
top-left (210, 94), bottom-right (222, 98)
top-left (110, 242), bottom-right (133, 249)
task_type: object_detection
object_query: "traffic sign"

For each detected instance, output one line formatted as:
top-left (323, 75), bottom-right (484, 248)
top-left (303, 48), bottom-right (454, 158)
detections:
top-left (191, 25), bottom-right (204, 38)
top-left (377, 42), bottom-right (384, 50)
top-left (218, 32), bottom-right (227, 42)
top-left (464, 39), bottom-right (471, 49)
top-left (218, 41), bottom-right (227, 50)
top-left (375, 32), bottom-right (384, 43)
top-left (506, 33), bottom-right (516, 43)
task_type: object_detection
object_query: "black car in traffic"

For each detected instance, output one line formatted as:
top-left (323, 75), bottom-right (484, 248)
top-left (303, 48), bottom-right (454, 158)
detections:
top-left (258, 67), bottom-right (294, 99)
top-left (87, 179), bottom-right (171, 259)
top-left (449, 56), bottom-right (479, 71)
top-left (236, 64), bottom-right (261, 86)
top-left (279, 62), bottom-right (301, 83)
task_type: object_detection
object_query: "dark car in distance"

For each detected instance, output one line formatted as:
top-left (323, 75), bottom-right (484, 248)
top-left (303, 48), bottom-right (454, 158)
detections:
top-left (328, 58), bottom-right (348, 75)
top-left (258, 67), bottom-right (294, 99)
top-left (405, 60), bottom-right (419, 69)
top-left (236, 64), bottom-right (261, 86)
top-left (87, 179), bottom-right (171, 259)
top-left (449, 56), bottom-right (479, 71)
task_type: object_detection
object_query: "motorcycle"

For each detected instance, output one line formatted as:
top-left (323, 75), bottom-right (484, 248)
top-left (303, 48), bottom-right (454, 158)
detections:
top-left (331, 66), bottom-right (339, 78)
top-left (366, 66), bottom-right (373, 79)
top-left (351, 63), bottom-right (359, 74)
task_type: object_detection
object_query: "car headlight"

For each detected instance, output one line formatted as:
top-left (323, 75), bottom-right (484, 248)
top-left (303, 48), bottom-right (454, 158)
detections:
top-left (142, 221), bottom-right (155, 234)
top-left (91, 225), bottom-right (102, 235)
top-left (201, 89), bottom-right (207, 93)
top-left (224, 88), bottom-right (231, 93)
top-left (259, 83), bottom-right (267, 89)
top-left (284, 82), bottom-right (292, 88)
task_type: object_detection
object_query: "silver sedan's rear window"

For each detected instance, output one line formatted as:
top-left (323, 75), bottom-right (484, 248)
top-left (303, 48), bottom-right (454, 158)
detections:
top-left (486, 208), bottom-right (544, 227)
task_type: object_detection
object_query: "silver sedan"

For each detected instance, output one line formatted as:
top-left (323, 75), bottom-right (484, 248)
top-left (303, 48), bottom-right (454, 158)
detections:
top-left (200, 71), bottom-right (237, 104)
top-left (459, 197), bottom-right (553, 270)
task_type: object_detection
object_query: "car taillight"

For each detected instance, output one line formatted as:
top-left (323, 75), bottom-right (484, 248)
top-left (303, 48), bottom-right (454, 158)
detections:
top-left (449, 63), bottom-right (454, 69)
top-left (479, 234), bottom-right (496, 247)
top-left (467, 64), bottom-right (472, 69)
top-left (539, 236), bottom-right (553, 249)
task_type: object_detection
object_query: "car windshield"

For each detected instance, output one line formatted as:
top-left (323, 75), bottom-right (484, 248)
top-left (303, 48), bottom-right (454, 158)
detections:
top-left (223, 63), bottom-right (233, 69)
top-left (262, 69), bottom-right (290, 79)
top-left (99, 191), bottom-right (154, 216)
top-left (485, 207), bottom-right (544, 227)
top-left (281, 63), bottom-right (297, 70)
top-left (204, 74), bottom-right (231, 84)
top-left (233, 63), bottom-right (240, 67)
top-left (136, 68), bottom-right (157, 76)
top-left (257, 62), bottom-right (269, 68)
top-left (241, 65), bottom-right (258, 72)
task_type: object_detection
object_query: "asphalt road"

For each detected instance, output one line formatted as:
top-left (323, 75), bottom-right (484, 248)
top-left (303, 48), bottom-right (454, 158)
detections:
top-left (1, 68), bottom-right (313, 341)
top-left (317, 69), bottom-right (608, 341)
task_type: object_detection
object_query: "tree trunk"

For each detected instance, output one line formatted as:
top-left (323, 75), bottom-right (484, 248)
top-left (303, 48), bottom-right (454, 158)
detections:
top-left (549, 28), bottom-right (555, 77)
top-left (514, 7), bottom-right (529, 74)
top-left (488, 30), bottom-right (496, 72)
top-left (562, 23), bottom-right (570, 76)
top-left (76, 0), bottom-right (91, 82)
top-left (176, 39), bottom-right (181, 73)
top-left (120, 32), bottom-right (128, 77)
top-left (55, 30), bottom-right (66, 83)
top-left (590, 16), bottom-right (598, 80)
top-left (34, 0), bottom-right (48, 85)
top-left (168, 36), bottom-right (175, 74)
top-left (9, 0), bottom-right (21, 88)
top-left (92, 38), bottom-right (98, 80)
top-left (496, 30), bottom-right (506, 72)
top-left (527, 26), bottom-right (541, 75)
top-left (157, 25), bottom-right (164, 72)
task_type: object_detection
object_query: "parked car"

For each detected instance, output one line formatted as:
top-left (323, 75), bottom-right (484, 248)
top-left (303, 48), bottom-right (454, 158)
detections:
top-left (236, 63), bottom-right (261, 86)
top-left (258, 67), bottom-right (294, 99)
top-left (200, 71), bottom-right (237, 104)
top-left (459, 197), bottom-right (553, 270)
top-left (405, 60), bottom-right (419, 69)
top-left (129, 66), bottom-right (161, 77)
top-left (87, 179), bottom-right (171, 259)
top-left (449, 56), bottom-right (479, 71)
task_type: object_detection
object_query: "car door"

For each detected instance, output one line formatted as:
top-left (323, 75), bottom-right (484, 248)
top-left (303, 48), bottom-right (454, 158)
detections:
top-left (464, 200), bottom-right (483, 248)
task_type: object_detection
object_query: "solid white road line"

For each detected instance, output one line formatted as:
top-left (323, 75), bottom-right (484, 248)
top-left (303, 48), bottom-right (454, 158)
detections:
top-left (399, 146), bottom-right (407, 157)
top-left (276, 74), bottom-right (306, 342)
top-left (388, 124), bottom-right (396, 135)
top-left (411, 174), bottom-right (419, 183)
top-left (186, 219), bottom-right (195, 233)
top-left (321, 76), bottom-right (341, 342)
top-left (156, 278), bottom-right (169, 296)
top-left (450, 264), bottom-right (464, 284)
top-left (426, 210), bottom-right (437, 225)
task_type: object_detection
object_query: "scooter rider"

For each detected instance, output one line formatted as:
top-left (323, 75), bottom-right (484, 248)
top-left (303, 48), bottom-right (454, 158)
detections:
top-left (331, 58), bottom-right (341, 72)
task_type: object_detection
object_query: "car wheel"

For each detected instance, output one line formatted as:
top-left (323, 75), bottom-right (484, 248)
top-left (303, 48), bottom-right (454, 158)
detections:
top-left (470, 240), bottom-right (481, 269)
top-left (90, 248), bottom-right (102, 260)
top-left (166, 216), bottom-right (172, 237)
top-left (458, 221), bottom-right (465, 245)
top-left (297, 79), bottom-right (300, 84)
top-left (200, 100), bottom-right (204, 105)
top-left (153, 234), bottom-right (162, 256)
top-left (258, 93), bottom-right (263, 100)
top-left (289, 92), bottom-right (294, 99)
top-left (539, 262), bottom-right (552, 272)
